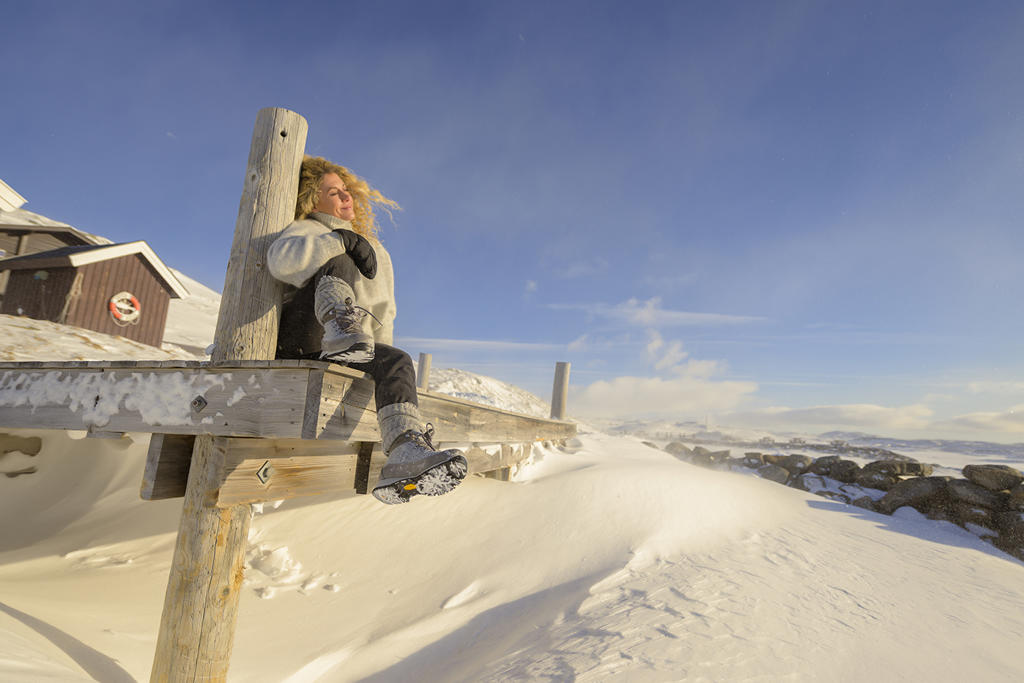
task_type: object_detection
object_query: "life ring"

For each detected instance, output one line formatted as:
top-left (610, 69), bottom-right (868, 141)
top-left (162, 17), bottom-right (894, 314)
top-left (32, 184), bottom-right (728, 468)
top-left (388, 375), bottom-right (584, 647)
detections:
top-left (109, 291), bottom-right (141, 325)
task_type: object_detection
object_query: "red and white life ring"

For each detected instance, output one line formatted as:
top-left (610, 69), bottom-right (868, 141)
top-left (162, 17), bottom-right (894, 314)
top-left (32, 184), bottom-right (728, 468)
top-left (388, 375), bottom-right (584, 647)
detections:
top-left (109, 291), bottom-right (141, 325)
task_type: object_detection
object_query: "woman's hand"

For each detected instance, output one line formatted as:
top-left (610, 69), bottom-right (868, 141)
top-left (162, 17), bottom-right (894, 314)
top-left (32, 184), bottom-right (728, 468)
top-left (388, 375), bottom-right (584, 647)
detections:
top-left (334, 229), bottom-right (377, 279)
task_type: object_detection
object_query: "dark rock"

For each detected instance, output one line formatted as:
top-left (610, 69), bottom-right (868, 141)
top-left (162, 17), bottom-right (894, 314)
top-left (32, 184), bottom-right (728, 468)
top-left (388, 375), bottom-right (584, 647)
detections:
top-left (664, 442), bottom-right (692, 461)
top-left (1009, 484), bottom-right (1024, 512)
top-left (876, 477), bottom-right (951, 515)
top-left (763, 454), bottom-right (785, 466)
top-left (963, 465), bottom-right (1024, 492)
top-left (690, 453), bottom-right (718, 468)
top-left (742, 453), bottom-right (766, 468)
top-left (665, 441), bottom-right (692, 455)
top-left (995, 511), bottom-right (1024, 543)
top-left (781, 454), bottom-right (813, 475)
top-left (851, 496), bottom-right (877, 512)
top-left (642, 441), bottom-right (659, 449)
top-left (946, 478), bottom-right (1004, 510)
top-left (791, 473), bottom-right (827, 493)
top-left (807, 456), bottom-right (841, 476)
top-left (863, 460), bottom-right (902, 476)
top-left (902, 462), bottom-right (934, 477)
top-left (831, 460), bottom-right (862, 484)
top-left (855, 470), bottom-right (899, 492)
top-left (947, 501), bottom-right (998, 529)
top-left (757, 464), bottom-right (791, 484)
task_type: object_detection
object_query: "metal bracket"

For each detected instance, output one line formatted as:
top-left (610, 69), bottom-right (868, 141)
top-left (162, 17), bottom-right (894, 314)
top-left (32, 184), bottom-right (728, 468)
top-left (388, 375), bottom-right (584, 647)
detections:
top-left (256, 460), bottom-right (273, 485)
top-left (190, 395), bottom-right (208, 413)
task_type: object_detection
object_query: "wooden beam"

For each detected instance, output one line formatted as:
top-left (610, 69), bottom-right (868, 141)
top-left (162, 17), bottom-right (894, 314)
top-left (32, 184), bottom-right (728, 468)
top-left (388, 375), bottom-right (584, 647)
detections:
top-left (417, 352), bottom-right (431, 391)
top-left (550, 361), bottom-right (570, 420)
top-left (151, 107), bottom-right (308, 683)
top-left (141, 433), bottom-right (195, 500)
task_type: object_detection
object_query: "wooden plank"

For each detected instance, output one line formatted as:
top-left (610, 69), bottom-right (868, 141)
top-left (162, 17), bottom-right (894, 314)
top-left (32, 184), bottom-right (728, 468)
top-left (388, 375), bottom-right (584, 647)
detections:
top-left (212, 438), bottom-right (532, 507)
top-left (141, 433), bottom-right (195, 500)
top-left (308, 367), bottom-right (378, 440)
top-left (214, 438), bottom-right (382, 506)
top-left (0, 366), bottom-right (311, 437)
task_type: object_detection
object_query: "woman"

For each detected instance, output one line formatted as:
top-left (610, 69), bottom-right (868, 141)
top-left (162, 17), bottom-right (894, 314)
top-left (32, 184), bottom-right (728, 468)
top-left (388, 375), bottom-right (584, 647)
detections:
top-left (268, 155), bottom-right (466, 505)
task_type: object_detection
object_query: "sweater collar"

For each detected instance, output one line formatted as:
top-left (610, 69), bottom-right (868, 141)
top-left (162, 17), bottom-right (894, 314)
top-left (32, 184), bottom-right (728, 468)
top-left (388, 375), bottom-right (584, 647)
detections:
top-left (309, 212), bottom-right (354, 232)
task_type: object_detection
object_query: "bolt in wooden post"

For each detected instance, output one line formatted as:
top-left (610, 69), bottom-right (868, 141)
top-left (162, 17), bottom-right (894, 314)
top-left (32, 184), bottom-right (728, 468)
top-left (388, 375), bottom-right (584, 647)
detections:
top-left (550, 361), bottom-right (570, 420)
top-left (150, 107), bottom-right (307, 683)
top-left (417, 352), bottom-right (432, 392)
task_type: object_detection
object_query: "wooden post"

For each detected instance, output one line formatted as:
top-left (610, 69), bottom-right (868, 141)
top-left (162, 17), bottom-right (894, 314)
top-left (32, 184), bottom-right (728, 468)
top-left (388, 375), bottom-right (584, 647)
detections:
top-left (150, 107), bottom-right (307, 682)
top-left (550, 361), bottom-right (570, 420)
top-left (417, 352), bottom-right (432, 392)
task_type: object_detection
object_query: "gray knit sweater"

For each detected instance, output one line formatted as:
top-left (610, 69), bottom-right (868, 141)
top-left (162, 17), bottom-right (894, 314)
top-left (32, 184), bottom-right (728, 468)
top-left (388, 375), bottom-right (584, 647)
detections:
top-left (267, 212), bottom-right (396, 345)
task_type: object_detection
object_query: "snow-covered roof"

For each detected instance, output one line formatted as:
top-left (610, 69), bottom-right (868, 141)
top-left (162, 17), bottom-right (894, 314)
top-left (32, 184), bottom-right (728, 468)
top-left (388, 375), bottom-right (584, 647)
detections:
top-left (0, 207), bottom-right (112, 245)
top-left (0, 179), bottom-right (26, 211)
top-left (0, 241), bottom-right (190, 298)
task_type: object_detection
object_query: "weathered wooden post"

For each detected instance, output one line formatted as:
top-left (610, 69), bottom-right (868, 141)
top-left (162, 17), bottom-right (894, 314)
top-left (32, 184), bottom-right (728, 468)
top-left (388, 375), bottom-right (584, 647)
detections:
top-left (417, 352), bottom-right (432, 392)
top-left (550, 361), bottom-right (570, 420)
top-left (150, 107), bottom-right (307, 682)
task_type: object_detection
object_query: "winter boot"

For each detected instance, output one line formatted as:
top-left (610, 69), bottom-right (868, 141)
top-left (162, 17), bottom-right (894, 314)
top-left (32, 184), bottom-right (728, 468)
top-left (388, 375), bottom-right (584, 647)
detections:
top-left (314, 275), bottom-right (374, 362)
top-left (372, 403), bottom-right (468, 505)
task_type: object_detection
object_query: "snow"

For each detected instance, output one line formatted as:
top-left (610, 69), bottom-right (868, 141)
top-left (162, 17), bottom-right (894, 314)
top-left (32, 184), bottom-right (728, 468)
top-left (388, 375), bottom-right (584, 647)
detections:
top-left (1, 277), bottom-right (1024, 681)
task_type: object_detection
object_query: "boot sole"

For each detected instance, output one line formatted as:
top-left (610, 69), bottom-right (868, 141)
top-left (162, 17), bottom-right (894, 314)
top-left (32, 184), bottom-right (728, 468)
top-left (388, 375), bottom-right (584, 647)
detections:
top-left (371, 455), bottom-right (468, 505)
top-left (320, 343), bottom-right (374, 364)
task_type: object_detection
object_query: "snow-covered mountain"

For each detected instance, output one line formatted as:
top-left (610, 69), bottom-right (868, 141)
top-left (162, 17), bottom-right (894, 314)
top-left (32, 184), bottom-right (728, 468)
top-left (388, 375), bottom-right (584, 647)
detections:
top-left (1, 272), bottom-right (1023, 681)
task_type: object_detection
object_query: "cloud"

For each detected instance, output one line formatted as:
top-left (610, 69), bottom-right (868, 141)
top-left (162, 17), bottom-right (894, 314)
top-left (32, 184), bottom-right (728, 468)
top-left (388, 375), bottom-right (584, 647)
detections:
top-left (550, 297), bottom-right (765, 328)
top-left (525, 280), bottom-right (538, 293)
top-left (645, 330), bottom-right (688, 372)
top-left (932, 405), bottom-right (1024, 435)
top-left (967, 381), bottom-right (1024, 395)
top-left (567, 334), bottom-right (588, 352)
top-left (570, 364), bottom-right (757, 418)
top-left (725, 404), bottom-right (934, 432)
top-left (396, 336), bottom-right (562, 352)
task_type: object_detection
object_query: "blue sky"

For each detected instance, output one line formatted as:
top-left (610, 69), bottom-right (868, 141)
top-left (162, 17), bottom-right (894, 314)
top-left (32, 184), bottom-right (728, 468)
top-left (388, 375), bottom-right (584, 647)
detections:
top-left (4, 1), bottom-right (1024, 441)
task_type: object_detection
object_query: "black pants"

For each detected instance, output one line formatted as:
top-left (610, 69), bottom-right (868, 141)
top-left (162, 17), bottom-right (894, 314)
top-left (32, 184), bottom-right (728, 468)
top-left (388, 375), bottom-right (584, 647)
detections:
top-left (277, 254), bottom-right (417, 410)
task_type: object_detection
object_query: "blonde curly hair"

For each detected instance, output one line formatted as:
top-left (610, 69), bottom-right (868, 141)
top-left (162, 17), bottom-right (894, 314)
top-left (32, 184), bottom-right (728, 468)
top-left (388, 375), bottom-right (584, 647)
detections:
top-left (295, 155), bottom-right (399, 240)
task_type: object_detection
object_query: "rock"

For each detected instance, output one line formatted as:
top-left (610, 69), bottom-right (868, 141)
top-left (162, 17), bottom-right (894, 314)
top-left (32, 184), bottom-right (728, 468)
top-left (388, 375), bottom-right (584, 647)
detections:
top-left (781, 454), bottom-right (813, 475)
top-left (946, 478), bottom-right (1005, 510)
top-left (791, 473), bottom-right (827, 493)
top-left (692, 446), bottom-right (712, 456)
top-left (742, 453), bottom-right (766, 468)
top-left (642, 441), bottom-right (660, 449)
top-left (876, 477), bottom-right (951, 515)
top-left (757, 464), bottom-right (791, 484)
top-left (851, 496), bottom-right (877, 512)
top-left (995, 511), bottom-right (1024, 544)
top-left (947, 502), bottom-right (998, 529)
top-left (664, 442), bottom-right (692, 461)
top-left (831, 460), bottom-right (862, 484)
top-left (763, 454), bottom-right (785, 466)
top-left (963, 465), bottom-right (1024, 492)
top-left (807, 456), bottom-right (841, 476)
top-left (902, 462), bottom-right (934, 477)
top-left (1009, 484), bottom-right (1024, 512)
top-left (855, 470), bottom-right (899, 492)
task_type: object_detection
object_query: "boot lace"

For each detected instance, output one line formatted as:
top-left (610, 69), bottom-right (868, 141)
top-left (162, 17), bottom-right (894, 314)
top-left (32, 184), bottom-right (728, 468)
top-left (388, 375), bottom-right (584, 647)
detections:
top-left (332, 298), bottom-right (384, 332)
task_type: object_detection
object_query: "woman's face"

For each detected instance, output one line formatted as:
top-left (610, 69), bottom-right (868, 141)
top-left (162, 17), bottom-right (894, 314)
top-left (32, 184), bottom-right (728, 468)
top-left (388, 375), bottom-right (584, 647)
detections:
top-left (314, 172), bottom-right (355, 221)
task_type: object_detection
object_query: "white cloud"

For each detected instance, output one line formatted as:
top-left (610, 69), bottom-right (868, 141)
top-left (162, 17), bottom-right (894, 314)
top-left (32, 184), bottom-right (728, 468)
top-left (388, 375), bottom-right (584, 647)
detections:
top-left (567, 334), bottom-right (589, 352)
top-left (967, 381), bottom-right (1024, 395)
top-left (525, 280), bottom-right (538, 293)
top-left (396, 336), bottom-right (562, 352)
top-left (933, 405), bottom-right (1024, 435)
top-left (550, 297), bottom-right (765, 328)
top-left (570, 365), bottom-right (757, 418)
top-left (725, 403), bottom-right (934, 432)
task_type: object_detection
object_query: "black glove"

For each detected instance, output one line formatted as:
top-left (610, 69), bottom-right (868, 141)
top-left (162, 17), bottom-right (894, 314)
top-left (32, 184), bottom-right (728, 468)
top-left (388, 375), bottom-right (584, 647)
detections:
top-left (334, 229), bottom-right (377, 279)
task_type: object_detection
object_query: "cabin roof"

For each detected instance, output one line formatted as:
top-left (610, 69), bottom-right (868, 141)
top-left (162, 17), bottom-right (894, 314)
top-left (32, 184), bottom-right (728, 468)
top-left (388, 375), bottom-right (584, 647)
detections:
top-left (0, 241), bottom-right (190, 298)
